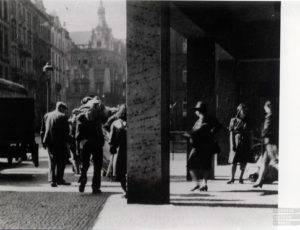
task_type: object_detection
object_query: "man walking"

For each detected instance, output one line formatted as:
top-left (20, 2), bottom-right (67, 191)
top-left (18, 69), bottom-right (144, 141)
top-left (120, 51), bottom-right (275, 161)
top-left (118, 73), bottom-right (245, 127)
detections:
top-left (253, 101), bottom-right (279, 188)
top-left (41, 102), bottom-right (71, 187)
top-left (76, 97), bottom-right (107, 194)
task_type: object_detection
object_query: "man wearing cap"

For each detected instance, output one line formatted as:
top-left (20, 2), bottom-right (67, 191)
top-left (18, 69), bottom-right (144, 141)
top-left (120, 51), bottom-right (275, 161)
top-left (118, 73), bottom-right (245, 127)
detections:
top-left (40, 101), bottom-right (71, 187)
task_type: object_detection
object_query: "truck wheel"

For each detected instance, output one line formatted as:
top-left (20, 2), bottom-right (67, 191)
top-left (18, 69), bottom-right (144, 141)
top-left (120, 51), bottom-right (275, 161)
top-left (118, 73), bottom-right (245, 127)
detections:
top-left (7, 156), bottom-right (13, 166)
top-left (32, 144), bottom-right (39, 167)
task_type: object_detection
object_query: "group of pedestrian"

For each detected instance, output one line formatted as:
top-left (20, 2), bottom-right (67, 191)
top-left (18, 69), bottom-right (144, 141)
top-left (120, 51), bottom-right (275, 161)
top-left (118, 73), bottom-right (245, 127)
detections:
top-left (185, 100), bottom-right (279, 192)
top-left (40, 96), bottom-right (127, 195)
top-left (41, 96), bottom-right (278, 195)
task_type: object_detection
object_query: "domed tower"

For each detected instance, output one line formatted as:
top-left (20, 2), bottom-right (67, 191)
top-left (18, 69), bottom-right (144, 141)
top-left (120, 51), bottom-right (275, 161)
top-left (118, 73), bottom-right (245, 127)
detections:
top-left (90, 0), bottom-right (113, 50)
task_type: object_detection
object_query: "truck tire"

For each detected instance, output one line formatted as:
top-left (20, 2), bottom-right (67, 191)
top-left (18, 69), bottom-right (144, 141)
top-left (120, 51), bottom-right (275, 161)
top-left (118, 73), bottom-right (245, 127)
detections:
top-left (7, 156), bottom-right (13, 166)
top-left (32, 144), bottom-right (39, 167)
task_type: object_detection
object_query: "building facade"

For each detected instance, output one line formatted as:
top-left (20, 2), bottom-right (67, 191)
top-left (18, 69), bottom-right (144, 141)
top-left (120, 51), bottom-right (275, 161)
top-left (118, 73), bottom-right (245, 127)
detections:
top-left (2, 0), bottom-right (52, 127)
top-left (0, 0), bottom-right (10, 80)
top-left (67, 0), bottom-right (126, 111)
top-left (49, 14), bottom-right (72, 108)
top-left (0, 0), bottom-right (73, 128)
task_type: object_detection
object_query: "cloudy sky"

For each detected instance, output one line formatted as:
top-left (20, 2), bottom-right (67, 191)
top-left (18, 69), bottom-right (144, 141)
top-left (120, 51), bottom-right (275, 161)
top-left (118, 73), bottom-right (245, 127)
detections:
top-left (43, 0), bottom-right (126, 39)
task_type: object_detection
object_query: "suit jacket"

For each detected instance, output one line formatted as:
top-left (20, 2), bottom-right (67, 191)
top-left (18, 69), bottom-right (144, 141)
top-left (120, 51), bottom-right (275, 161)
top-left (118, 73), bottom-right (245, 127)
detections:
top-left (40, 110), bottom-right (70, 149)
top-left (262, 113), bottom-right (279, 145)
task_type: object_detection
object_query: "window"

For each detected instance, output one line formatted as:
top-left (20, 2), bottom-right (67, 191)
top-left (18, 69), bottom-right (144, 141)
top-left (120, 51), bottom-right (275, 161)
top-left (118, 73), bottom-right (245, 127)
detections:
top-left (4, 67), bottom-right (8, 79)
top-left (4, 0), bottom-right (8, 21)
top-left (0, 0), bottom-right (3, 19)
top-left (182, 38), bottom-right (187, 54)
top-left (182, 69), bottom-right (187, 83)
top-left (182, 100), bottom-right (187, 117)
top-left (97, 41), bottom-right (101, 48)
top-left (0, 27), bottom-right (3, 56)
top-left (27, 12), bottom-right (31, 29)
top-left (94, 69), bottom-right (104, 80)
top-left (11, 20), bottom-right (17, 41)
top-left (96, 82), bottom-right (103, 94)
top-left (74, 83), bottom-right (79, 93)
top-left (27, 31), bottom-right (32, 49)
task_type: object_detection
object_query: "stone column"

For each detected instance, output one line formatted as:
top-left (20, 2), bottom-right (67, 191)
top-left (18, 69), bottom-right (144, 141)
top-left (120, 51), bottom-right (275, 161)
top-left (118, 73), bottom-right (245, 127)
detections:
top-left (187, 38), bottom-right (216, 179)
top-left (127, 1), bottom-right (170, 204)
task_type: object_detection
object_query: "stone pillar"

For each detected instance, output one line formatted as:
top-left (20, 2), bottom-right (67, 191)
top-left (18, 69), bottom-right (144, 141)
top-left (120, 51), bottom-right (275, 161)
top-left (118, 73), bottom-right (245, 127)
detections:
top-left (186, 38), bottom-right (216, 179)
top-left (126, 1), bottom-right (170, 204)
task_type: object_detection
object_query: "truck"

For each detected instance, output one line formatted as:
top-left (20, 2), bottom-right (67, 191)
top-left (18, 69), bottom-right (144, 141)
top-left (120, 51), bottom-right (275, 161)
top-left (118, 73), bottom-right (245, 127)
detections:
top-left (0, 79), bottom-right (39, 167)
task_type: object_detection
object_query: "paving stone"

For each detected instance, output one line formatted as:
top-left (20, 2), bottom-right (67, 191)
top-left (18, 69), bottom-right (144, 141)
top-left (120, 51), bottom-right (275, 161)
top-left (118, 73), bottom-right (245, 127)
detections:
top-left (0, 192), bottom-right (108, 230)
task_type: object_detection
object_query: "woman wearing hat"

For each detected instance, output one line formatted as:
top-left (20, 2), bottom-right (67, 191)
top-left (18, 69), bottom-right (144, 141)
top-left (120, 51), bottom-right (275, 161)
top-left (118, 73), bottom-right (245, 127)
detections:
top-left (184, 101), bottom-right (221, 192)
top-left (227, 103), bottom-right (252, 184)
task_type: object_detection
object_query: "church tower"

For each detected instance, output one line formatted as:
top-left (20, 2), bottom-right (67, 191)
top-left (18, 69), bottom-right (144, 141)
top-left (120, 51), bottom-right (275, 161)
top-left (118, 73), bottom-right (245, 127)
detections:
top-left (90, 0), bottom-right (113, 50)
top-left (97, 0), bottom-right (107, 28)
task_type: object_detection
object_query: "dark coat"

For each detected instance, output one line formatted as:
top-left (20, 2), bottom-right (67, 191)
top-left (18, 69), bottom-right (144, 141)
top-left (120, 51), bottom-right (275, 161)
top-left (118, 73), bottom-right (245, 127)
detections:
top-left (109, 119), bottom-right (127, 180)
top-left (228, 117), bottom-right (252, 164)
top-left (40, 110), bottom-right (70, 150)
top-left (75, 104), bottom-right (106, 147)
top-left (187, 115), bottom-right (220, 170)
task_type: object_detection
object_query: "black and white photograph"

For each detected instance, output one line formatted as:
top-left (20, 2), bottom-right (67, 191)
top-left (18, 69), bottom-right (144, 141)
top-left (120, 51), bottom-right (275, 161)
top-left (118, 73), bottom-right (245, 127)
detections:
top-left (0, 0), bottom-right (299, 229)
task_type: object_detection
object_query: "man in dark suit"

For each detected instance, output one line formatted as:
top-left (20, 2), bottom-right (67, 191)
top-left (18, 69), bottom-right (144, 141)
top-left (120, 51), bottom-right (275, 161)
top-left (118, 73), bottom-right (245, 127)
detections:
top-left (40, 102), bottom-right (71, 187)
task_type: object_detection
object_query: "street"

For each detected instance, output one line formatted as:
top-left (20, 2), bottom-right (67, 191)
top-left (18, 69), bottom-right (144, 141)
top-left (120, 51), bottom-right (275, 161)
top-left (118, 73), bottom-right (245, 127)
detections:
top-left (0, 146), bottom-right (277, 230)
top-left (0, 145), bottom-right (123, 230)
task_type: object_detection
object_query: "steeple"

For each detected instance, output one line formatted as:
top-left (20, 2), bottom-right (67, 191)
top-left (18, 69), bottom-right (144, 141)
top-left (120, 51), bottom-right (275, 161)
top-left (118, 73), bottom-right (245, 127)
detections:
top-left (97, 0), bottom-right (107, 28)
top-left (90, 0), bottom-right (113, 50)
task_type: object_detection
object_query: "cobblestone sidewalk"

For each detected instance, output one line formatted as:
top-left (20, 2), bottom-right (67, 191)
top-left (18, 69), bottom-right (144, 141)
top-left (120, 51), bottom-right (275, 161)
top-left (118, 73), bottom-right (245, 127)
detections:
top-left (0, 191), bottom-right (109, 230)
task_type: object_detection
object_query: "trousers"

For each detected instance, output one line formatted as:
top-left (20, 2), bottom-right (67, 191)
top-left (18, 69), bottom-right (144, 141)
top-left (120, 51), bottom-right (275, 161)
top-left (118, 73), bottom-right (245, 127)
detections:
top-left (79, 141), bottom-right (103, 191)
top-left (47, 146), bottom-right (68, 183)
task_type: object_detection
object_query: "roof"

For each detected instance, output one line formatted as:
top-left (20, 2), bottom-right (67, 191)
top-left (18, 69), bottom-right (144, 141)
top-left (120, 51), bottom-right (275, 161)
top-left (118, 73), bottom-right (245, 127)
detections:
top-left (69, 31), bottom-right (92, 45)
top-left (0, 78), bottom-right (28, 95)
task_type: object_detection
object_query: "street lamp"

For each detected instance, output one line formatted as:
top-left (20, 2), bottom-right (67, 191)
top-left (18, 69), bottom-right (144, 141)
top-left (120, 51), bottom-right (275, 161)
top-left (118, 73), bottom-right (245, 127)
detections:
top-left (43, 62), bottom-right (54, 112)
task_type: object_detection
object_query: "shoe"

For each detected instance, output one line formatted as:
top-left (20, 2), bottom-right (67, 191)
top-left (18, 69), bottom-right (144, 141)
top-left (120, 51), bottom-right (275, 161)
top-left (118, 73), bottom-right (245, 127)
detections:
top-left (78, 177), bottom-right (87, 193)
top-left (239, 179), bottom-right (244, 184)
top-left (199, 185), bottom-right (208, 191)
top-left (253, 183), bottom-right (263, 188)
top-left (190, 185), bottom-right (200, 191)
top-left (79, 183), bottom-right (85, 193)
top-left (92, 189), bottom-right (102, 194)
top-left (227, 179), bottom-right (235, 184)
top-left (57, 181), bottom-right (71, 186)
top-left (51, 182), bottom-right (57, 187)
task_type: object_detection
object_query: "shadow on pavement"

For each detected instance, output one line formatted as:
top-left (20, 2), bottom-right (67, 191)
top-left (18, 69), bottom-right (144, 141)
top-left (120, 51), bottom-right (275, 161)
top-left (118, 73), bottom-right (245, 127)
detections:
top-left (171, 198), bottom-right (242, 202)
top-left (0, 173), bottom-right (38, 182)
top-left (219, 189), bottom-right (278, 196)
top-left (171, 202), bottom-right (278, 208)
top-left (171, 193), bottom-right (213, 197)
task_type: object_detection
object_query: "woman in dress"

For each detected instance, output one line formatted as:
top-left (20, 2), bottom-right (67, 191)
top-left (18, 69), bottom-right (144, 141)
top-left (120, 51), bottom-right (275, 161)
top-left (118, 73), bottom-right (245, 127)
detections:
top-left (227, 103), bottom-right (252, 184)
top-left (185, 101), bottom-right (221, 192)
